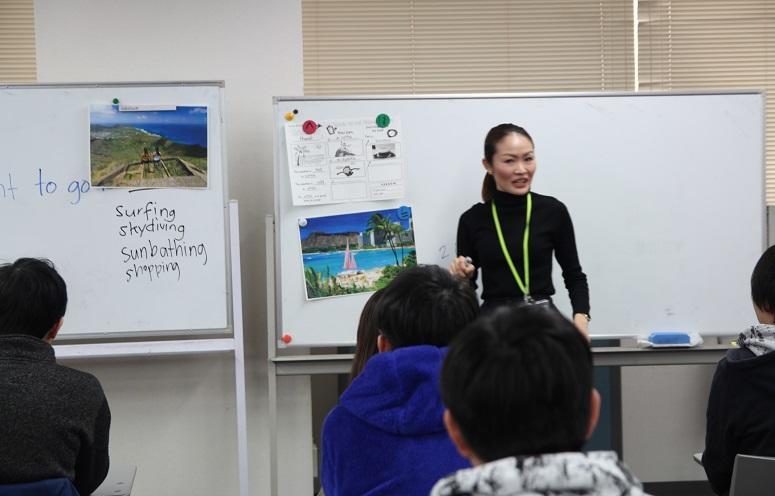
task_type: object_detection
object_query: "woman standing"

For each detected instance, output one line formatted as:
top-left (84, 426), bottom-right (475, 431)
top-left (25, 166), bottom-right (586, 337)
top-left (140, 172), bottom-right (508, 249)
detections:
top-left (449, 123), bottom-right (590, 333)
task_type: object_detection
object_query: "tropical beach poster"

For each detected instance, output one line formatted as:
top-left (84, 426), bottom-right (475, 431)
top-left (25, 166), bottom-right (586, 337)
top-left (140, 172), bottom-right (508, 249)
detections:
top-left (90, 105), bottom-right (208, 188)
top-left (299, 206), bottom-right (417, 300)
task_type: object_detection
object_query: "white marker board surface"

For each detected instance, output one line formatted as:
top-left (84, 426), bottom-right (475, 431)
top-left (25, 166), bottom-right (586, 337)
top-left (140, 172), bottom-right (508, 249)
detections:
top-left (1, 82), bottom-right (229, 337)
top-left (273, 92), bottom-right (764, 346)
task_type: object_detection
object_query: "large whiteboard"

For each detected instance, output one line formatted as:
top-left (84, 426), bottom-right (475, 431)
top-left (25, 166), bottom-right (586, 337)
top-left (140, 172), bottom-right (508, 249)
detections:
top-left (0, 83), bottom-right (229, 337)
top-left (273, 92), bottom-right (765, 346)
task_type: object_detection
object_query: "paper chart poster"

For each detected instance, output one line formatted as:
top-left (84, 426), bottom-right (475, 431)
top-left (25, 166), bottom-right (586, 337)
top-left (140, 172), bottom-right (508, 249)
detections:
top-left (285, 118), bottom-right (405, 205)
top-left (90, 105), bottom-right (208, 188)
top-left (299, 206), bottom-right (416, 300)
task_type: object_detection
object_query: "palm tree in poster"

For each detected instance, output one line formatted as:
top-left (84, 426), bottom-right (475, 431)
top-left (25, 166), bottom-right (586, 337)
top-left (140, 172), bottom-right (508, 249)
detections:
top-left (390, 223), bottom-right (405, 263)
top-left (304, 266), bottom-right (325, 298)
top-left (367, 213), bottom-right (400, 266)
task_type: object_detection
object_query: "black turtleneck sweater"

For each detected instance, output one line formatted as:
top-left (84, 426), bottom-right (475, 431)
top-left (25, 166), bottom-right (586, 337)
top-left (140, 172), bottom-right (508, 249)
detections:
top-left (456, 189), bottom-right (590, 315)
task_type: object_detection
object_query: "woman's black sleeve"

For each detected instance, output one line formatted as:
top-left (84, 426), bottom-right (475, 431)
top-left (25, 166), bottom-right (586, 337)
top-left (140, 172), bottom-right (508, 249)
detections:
top-left (456, 211), bottom-right (479, 289)
top-left (553, 203), bottom-right (590, 315)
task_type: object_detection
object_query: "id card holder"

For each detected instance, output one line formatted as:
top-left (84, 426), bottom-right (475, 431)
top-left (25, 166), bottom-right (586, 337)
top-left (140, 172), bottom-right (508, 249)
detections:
top-left (524, 295), bottom-right (549, 306)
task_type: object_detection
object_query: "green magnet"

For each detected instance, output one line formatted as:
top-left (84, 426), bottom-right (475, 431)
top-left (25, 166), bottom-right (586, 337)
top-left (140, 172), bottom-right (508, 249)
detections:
top-left (376, 113), bottom-right (390, 128)
top-left (112, 98), bottom-right (119, 104)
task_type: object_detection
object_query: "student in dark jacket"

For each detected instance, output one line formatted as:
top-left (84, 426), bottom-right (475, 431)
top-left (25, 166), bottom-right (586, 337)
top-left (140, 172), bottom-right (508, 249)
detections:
top-left (321, 265), bottom-right (480, 496)
top-left (0, 258), bottom-right (110, 495)
top-left (703, 245), bottom-right (775, 495)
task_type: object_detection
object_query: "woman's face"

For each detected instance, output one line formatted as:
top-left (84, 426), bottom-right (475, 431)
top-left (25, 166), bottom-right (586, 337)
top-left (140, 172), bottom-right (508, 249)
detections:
top-left (483, 132), bottom-right (536, 196)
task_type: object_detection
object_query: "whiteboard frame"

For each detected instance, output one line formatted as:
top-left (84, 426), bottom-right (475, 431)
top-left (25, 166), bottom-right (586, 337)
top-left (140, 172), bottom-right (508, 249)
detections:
top-left (3, 83), bottom-right (249, 495)
top-left (0, 81), bottom-right (235, 340)
top-left (273, 90), bottom-right (766, 346)
top-left (274, 88), bottom-right (764, 101)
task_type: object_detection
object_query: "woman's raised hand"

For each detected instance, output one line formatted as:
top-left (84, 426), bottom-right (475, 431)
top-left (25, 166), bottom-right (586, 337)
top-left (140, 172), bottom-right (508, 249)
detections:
top-left (449, 256), bottom-right (475, 279)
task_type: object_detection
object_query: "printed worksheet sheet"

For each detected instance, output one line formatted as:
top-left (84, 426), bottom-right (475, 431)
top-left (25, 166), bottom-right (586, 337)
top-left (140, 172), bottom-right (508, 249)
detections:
top-left (285, 117), bottom-right (405, 205)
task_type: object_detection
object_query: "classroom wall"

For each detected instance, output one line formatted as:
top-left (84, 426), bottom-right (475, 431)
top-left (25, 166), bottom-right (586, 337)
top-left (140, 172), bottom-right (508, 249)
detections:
top-left (31, 2), bottom-right (767, 493)
top-left (34, 0), bottom-right (306, 494)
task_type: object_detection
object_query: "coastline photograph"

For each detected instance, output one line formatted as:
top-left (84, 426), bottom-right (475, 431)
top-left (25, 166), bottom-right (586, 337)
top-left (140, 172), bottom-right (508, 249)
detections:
top-left (90, 105), bottom-right (208, 188)
top-left (299, 207), bottom-right (416, 300)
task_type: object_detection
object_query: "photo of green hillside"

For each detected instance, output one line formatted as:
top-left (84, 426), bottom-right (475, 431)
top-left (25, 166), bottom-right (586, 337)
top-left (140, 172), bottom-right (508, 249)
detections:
top-left (90, 105), bottom-right (208, 188)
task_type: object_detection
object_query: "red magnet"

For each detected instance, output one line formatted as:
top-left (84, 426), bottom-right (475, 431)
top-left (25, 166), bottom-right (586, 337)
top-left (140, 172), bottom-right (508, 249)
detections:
top-left (281, 334), bottom-right (293, 344)
top-left (302, 120), bottom-right (318, 135)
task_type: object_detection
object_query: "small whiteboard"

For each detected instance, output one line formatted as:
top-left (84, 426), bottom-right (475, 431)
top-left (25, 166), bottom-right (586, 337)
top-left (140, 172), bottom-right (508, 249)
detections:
top-left (273, 92), bottom-right (765, 346)
top-left (0, 82), bottom-right (229, 337)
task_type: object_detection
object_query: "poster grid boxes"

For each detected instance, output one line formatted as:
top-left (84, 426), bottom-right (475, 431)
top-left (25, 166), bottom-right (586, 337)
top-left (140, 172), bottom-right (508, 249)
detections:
top-left (285, 118), bottom-right (405, 206)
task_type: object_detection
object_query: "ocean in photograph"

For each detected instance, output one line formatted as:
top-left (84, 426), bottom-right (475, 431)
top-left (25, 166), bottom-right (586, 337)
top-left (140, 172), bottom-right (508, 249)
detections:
top-left (303, 247), bottom-right (407, 276)
top-left (139, 124), bottom-right (207, 147)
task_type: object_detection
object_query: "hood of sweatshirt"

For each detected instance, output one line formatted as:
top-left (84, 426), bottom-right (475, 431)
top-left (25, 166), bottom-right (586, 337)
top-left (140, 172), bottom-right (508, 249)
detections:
top-left (339, 344), bottom-right (447, 436)
top-left (736, 324), bottom-right (775, 358)
top-left (430, 451), bottom-right (648, 496)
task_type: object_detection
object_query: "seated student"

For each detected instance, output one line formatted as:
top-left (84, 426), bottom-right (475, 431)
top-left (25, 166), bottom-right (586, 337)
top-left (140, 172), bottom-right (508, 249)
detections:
top-left (347, 288), bottom-right (384, 383)
top-left (703, 245), bottom-right (775, 495)
top-left (321, 265), bottom-right (480, 496)
top-left (432, 304), bottom-right (647, 496)
top-left (0, 258), bottom-right (111, 495)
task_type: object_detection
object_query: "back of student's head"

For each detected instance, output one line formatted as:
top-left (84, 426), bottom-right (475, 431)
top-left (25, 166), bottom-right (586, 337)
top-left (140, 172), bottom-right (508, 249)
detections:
top-left (441, 304), bottom-right (593, 463)
top-left (375, 264), bottom-right (479, 349)
top-left (752, 245), bottom-right (775, 314)
top-left (0, 258), bottom-right (67, 338)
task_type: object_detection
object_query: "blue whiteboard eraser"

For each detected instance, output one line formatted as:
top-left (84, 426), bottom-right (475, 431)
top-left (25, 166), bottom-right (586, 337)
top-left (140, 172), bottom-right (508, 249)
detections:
top-left (648, 331), bottom-right (691, 345)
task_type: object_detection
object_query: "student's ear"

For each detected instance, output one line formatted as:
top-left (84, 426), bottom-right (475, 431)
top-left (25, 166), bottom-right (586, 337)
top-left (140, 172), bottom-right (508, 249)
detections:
top-left (754, 303), bottom-right (775, 325)
top-left (444, 409), bottom-right (482, 466)
top-left (43, 318), bottom-right (63, 344)
top-left (377, 334), bottom-right (392, 353)
top-left (482, 158), bottom-right (493, 175)
top-left (586, 388), bottom-right (601, 440)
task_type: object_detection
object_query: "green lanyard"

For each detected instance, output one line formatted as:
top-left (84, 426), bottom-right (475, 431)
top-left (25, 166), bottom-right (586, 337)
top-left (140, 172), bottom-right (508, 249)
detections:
top-left (491, 193), bottom-right (533, 302)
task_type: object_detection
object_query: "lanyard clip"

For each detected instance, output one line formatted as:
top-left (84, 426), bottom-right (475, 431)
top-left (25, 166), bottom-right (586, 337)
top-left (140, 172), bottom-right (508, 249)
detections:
top-left (524, 294), bottom-right (534, 304)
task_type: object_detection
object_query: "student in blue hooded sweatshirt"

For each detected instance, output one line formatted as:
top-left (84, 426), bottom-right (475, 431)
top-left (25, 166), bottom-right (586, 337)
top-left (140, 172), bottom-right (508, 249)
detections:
top-left (321, 264), bottom-right (480, 496)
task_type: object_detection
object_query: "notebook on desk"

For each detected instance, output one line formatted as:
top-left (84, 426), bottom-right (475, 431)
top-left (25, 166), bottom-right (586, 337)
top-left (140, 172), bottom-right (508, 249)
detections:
top-left (91, 465), bottom-right (136, 496)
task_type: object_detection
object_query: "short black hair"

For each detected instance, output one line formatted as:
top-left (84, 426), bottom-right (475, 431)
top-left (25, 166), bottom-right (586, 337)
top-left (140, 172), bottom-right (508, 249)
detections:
top-left (0, 258), bottom-right (68, 338)
top-left (375, 264), bottom-right (479, 349)
top-left (752, 245), bottom-right (775, 313)
top-left (441, 304), bottom-right (592, 462)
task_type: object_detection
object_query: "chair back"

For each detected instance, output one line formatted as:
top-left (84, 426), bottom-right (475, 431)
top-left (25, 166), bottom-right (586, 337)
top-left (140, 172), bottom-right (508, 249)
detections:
top-left (0, 478), bottom-right (80, 496)
top-left (729, 454), bottom-right (775, 496)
